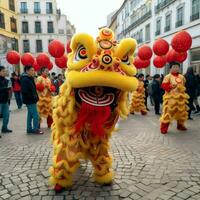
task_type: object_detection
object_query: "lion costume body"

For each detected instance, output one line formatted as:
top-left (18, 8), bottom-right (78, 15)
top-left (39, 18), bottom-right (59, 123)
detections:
top-left (129, 80), bottom-right (147, 115)
top-left (49, 28), bottom-right (138, 192)
top-left (36, 74), bottom-right (54, 128)
top-left (160, 73), bottom-right (189, 134)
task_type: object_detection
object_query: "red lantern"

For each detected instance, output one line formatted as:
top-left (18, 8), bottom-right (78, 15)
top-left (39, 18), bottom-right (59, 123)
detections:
top-left (138, 45), bottom-right (152, 60)
top-left (48, 40), bottom-right (65, 58)
top-left (6, 51), bottom-right (20, 65)
top-left (32, 60), bottom-right (40, 71)
top-left (21, 53), bottom-right (34, 66)
top-left (37, 53), bottom-right (50, 68)
top-left (166, 49), bottom-right (176, 63)
top-left (66, 40), bottom-right (72, 54)
top-left (153, 39), bottom-right (169, 56)
top-left (175, 51), bottom-right (187, 63)
top-left (171, 31), bottom-right (192, 53)
top-left (153, 56), bottom-right (167, 68)
top-left (55, 55), bottom-right (67, 69)
top-left (47, 61), bottom-right (53, 71)
top-left (133, 57), bottom-right (150, 69)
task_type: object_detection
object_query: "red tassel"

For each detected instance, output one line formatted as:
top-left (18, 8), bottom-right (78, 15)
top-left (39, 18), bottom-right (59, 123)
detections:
top-left (75, 102), bottom-right (111, 138)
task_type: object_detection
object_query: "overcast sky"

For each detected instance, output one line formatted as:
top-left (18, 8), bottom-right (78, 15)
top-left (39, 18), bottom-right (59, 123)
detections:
top-left (57, 0), bottom-right (124, 37)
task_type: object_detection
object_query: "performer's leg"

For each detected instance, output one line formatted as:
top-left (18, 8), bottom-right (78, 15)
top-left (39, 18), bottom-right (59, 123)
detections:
top-left (177, 120), bottom-right (187, 131)
top-left (88, 141), bottom-right (113, 185)
top-left (47, 115), bottom-right (53, 128)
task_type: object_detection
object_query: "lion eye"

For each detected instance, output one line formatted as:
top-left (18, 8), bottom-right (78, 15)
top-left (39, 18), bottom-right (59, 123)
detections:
top-left (75, 45), bottom-right (87, 61)
top-left (121, 55), bottom-right (130, 65)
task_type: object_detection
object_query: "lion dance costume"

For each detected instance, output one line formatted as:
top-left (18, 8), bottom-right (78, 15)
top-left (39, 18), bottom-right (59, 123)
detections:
top-left (36, 73), bottom-right (55, 128)
top-left (49, 28), bottom-right (139, 192)
top-left (160, 72), bottom-right (189, 134)
top-left (129, 80), bottom-right (147, 115)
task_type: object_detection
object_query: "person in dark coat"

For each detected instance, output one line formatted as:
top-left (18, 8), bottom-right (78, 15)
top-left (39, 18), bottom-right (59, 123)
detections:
top-left (144, 74), bottom-right (151, 111)
top-left (21, 66), bottom-right (43, 134)
top-left (152, 74), bottom-right (162, 115)
top-left (184, 67), bottom-right (197, 120)
top-left (11, 72), bottom-right (23, 109)
top-left (0, 66), bottom-right (12, 134)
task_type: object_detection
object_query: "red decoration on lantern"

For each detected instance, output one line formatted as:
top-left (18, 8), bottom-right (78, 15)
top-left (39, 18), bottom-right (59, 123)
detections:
top-left (133, 57), bottom-right (150, 69)
top-left (138, 45), bottom-right (153, 60)
top-left (55, 55), bottom-right (67, 69)
top-left (37, 53), bottom-right (50, 68)
top-left (153, 56), bottom-right (167, 68)
top-left (48, 40), bottom-right (65, 58)
top-left (21, 53), bottom-right (34, 66)
top-left (47, 61), bottom-right (53, 71)
top-left (33, 59), bottom-right (40, 71)
top-left (66, 40), bottom-right (72, 53)
top-left (6, 51), bottom-right (20, 65)
top-left (171, 31), bottom-right (192, 53)
top-left (153, 39), bottom-right (169, 56)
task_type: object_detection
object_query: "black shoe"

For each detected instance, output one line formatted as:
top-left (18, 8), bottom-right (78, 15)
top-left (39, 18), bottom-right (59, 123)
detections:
top-left (0, 135), bottom-right (2, 138)
top-left (188, 117), bottom-right (193, 120)
top-left (27, 130), bottom-right (35, 134)
top-left (147, 108), bottom-right (150, 111)
top-left (194, 110), bottom-right (200, 114)
top-left (1, 129), bottom-right (12, 133)
top-left (155, 113), bottom-right (161, 115)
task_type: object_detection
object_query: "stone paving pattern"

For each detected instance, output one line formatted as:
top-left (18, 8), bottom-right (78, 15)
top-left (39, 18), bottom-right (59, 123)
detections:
top-left (0, 102), bottom-right (200, 200)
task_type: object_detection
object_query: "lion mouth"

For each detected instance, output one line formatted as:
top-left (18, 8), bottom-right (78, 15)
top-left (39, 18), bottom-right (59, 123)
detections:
top-left (75, 86), bottom-right (120, 109)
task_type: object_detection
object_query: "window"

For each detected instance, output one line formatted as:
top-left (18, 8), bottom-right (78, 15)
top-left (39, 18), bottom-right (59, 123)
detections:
top-left (22, 21), bottom-right (29, 33)
top-left (145, 24), bottom-right (150, 41)
top-left (165, 14), bottom-right (171, 32)
top-left (176, 6), bottom-right (183, 27)
top-left (10, 17), bottom-right (17, 33)
top-left (156, 18), bottom-right (161, 35)
top-left (21, 2), bottom-right (28, 13)
top-left (36, 40), bottom-right (43, 52)
top-left (47, 21), bottom-right (54, 33)
top-left (9, 0), bottom-right (15, 12)
top-left (138, 29), bottom-right (143, 43)
top-left (0, 12), bottom-right (5, 29)
top-left (23, 40), bottom-right (30, 53)
top-left (191, 0), bottom-right (200, 21)
top-left (12, 38), bottom-right (18, 51)
top-left (35, 21), bottom-right (41, 33)
top-left (34, 2), bottom-right (41, 14)
top-left (46, 2), bottom-right (53, 14)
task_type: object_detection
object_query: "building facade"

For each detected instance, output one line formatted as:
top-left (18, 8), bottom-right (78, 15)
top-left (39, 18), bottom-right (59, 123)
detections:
top-left (17, 0), bottom-right (75, 73)
top-left (110, 0), bottom-right (200, 75)
top-left (0, 0), bottom-right (19, 74)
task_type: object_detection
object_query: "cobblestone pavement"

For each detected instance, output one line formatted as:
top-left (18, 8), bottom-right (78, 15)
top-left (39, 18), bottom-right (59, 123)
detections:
top-left (0, 102), bottom-right (200, 200)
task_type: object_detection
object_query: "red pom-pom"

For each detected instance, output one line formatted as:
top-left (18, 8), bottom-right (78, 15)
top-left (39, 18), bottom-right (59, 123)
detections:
top-left (171, 31), bottom-right (192, 53)
top-left (6, 51), bottom-right (20, 65)
top-left (21, 53), bottom-right (34, 66)
top-left (37, 53), bottom-right (50, 68)
top-left (153, 56), bottom-right (167, 68)
top-left (50, 85), bottom-right (56, 92)
top-left (48, 40), bottom-right (65, 58)
top-left (33, 59), bottom-right (40, 71)
top-left (55, 55), bottom-right (67, 69)
top-left (66, 40), bottom-right (72, 54)
top-left (133, 57), bottom-right (150, 69)
top-left (47, 61), bottom-right (53, 71)
top-left (138, 45), bottom-right (152, 60)
top-left (153, 39), bottom-right (169, 56)
top-left (36, 83), bottom-right (45, 92)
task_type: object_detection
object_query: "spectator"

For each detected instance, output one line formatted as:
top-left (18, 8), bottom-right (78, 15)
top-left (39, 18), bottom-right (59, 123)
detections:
top-left (51, 72), bottom-right (56, 85)
top-left (0, 66), bottom-right (12, 135)
top-left (144, 74), bottom-right (152, 111)
top-left (184, 67), bottom-right (197, 120)
top-left (194, 73), bottom-right (200, 114)
top-left (21, 66), bottom-right (43, 134)
top-left (152, 74), bottom-right (162, 115)
top-left (54, 74), bottom-right (64, 94)
top-left (11, 72), bottom-right (23, 109)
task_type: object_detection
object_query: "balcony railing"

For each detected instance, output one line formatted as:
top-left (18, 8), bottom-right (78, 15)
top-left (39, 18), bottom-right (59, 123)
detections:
top-left (20, 8), bottom-right (28, 13)
top-left (155, 30), bottom-right (161, 36)
top-left (0, 22), bottom-right (5, 29)
top-left (164, 25), bottom-right (170, 32)
top-left (155, 0), bottom-right (176, 13)
top-left (190, 13), bottom-right (199, 22)
top-left (176, 20), bottom-right (183, 28)
top-left (124, 11), bottom-right (152, 34)
top-left (34, 9), bottom-right (41, 14)
top-left (35, 28), bottom-right (42, 33)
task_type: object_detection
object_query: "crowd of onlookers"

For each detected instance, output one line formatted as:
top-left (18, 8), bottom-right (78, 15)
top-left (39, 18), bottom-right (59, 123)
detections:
top-left (0, 66), bottom-right (65, 137)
